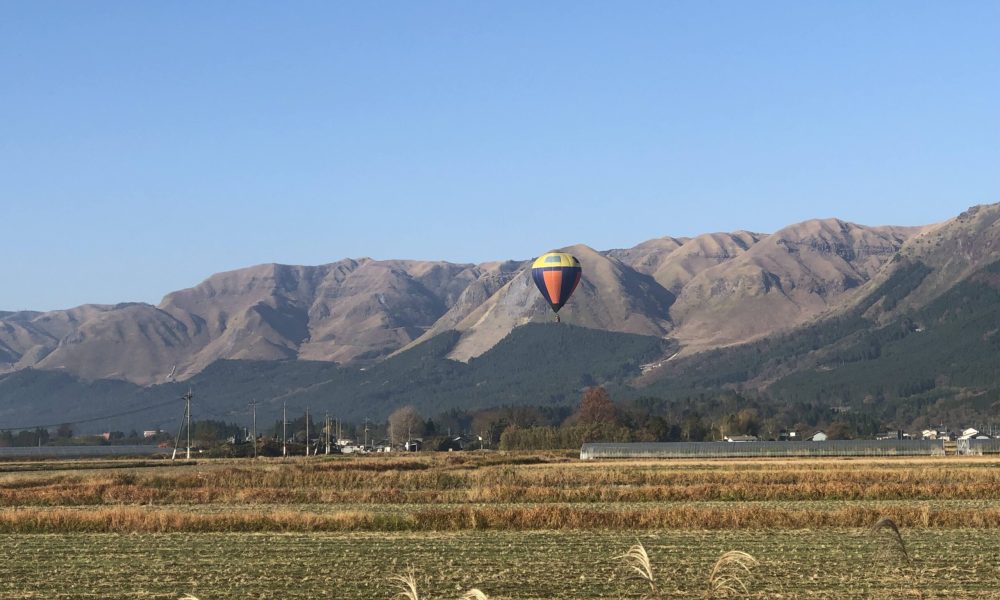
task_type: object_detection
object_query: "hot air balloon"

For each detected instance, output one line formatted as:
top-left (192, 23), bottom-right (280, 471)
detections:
top-left (531, 252), bottom-right (582, 321)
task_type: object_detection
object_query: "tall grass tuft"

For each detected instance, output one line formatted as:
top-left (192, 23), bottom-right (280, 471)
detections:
top-left (867, 516), bottom-right (924, 599)
top-left (389, 572), bottom-right (487, 600)
top-left (618, 540), bottom-right (657, 596)
top-left (706, 550), bottom-right (758, 599)
top-left (390, 571), bottom-right (421, 600)
top-left (869, 517), bottom-right (911, 565)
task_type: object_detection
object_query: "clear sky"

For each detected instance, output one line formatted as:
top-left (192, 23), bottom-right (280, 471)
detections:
top-left (3, 1), bottom-right (999, 311)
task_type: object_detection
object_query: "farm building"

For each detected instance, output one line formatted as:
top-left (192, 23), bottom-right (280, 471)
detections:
top-left (0, 445), bottom-right (170, 458)
top-left (968, 438), bottom-right (1000, 454)
top-left (959, 428), bottom-right (991, 440)
top-left (579, 440), bottom-right (947, 460)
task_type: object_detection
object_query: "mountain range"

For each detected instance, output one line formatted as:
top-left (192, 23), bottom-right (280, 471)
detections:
top-left (0, 214), bottom-right (925, 384)
top-left (2, 203), bottom-right (1000, 431)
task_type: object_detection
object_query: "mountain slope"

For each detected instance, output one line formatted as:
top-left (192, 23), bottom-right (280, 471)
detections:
top-left (3, 259), bottom-right (485, 383)
top-left (667, 219), bottom-right (921, 351)
top-left (637, 207), bottom-right (1000, 427)
top-left (428, 245), bottom-right (675, 362)
top-left (860, 203), bottom-right (1000, 322)
top-left (611, 231), bottom-right (763, 294)
top-left (0, 324), bottom-right (668, 431)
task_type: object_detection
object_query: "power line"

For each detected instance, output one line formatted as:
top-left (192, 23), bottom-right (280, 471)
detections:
top-left (0, 396), bottom-right (186, 432)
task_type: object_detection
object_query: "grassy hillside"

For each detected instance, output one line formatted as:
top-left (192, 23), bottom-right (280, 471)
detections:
top-left (641, 258), bottom-right (1000, 428)
top-left (0, 324), bottom-right (668, 432)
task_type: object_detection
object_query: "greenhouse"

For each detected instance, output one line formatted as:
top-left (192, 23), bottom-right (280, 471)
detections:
top-left (580, 439), bottom-right (945, 460)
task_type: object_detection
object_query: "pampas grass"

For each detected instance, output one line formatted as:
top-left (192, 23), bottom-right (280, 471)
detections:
top-left (706, 550), bottom-right (758, 599)
top-left (617, 541), bottom-right (759, 599)
top-left (618, 540), bottom-right (657, 595)
top-left (389, 572), bottom-right (489, 600)
top-left (867, 516), bottom-right (925, 599)
top-left (390, 571), bottom-right (421, 600)
top-left (869, 517), bottom-right (911, 565)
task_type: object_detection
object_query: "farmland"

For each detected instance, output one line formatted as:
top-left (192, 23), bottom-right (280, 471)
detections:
top-left (0, 454), bottom-right (998, 598)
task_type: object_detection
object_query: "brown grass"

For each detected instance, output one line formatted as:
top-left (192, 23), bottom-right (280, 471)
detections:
top-left (3, 456), bottom-right (1000, 507)
top-left (2, 455), bottom-right (1000, 534)
top-left (0, 457), bottom-right (1000, 506)
top-left (0, 503), bottom-right (997, 533)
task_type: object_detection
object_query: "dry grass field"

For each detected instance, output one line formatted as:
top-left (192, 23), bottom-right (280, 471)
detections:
top-left (0, 453), bottom-right (998, 598)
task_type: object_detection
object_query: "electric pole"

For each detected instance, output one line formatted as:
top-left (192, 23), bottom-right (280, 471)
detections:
top-left (282, 401), bottom-right (287, 458)
top-left (173, 388), bottom-right (193, 461)
top-left (364, 417), bottom-right (369, 449)
top-left (325, 413), bottom-right (331, 455)
top-left (305, 407), bottom-right (310, 456)
top-left (186, 389), bottom-right (192, 459)
top-left (248, 400), bottom-right (257, 459)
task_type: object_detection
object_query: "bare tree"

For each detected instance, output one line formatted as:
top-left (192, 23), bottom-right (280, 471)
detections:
top-left (576, 386), bottom-right (620, 425)
top-left (388, 405), bottom-right (424, 445)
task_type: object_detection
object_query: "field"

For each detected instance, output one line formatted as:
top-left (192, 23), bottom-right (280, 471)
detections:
top-left (0, 453), bottom-right (998, 598)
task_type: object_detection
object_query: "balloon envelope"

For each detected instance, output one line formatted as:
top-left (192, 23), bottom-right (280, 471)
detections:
top-left (531, 252), bottom-right (582, 313)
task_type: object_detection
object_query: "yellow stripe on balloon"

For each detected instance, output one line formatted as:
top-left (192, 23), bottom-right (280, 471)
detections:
top-left (531, 252), bottom-right (581, 269)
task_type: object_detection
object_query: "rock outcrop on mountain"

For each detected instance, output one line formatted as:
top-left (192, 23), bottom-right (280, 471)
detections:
top-left (4, 206), bottom-right (991, 386)
top-left (667, 219), bottom-right (921, 350)
top-left (394, 260), bottom-right (526, 355)
top-left (608, 231), bottom-right (766, 294)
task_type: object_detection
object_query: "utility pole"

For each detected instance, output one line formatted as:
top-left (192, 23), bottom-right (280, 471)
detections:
top-left (305, 407), bottom-right (310, 456)
top-left (173, 388), bottom-right (193, 461)
top-left (248, 400), bottom-right (257, 459)
top-left (185, 389), bottom-right (192, 459)
top-left (325, 413), bottom-right (331, 455)
top-left (282, 401), bottom-right (287, 458)
top-left (364, 417), bottom-right (369, 449)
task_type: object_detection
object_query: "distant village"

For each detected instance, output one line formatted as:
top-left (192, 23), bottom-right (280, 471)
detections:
top-left (723, 426), bottom-right (996, 443)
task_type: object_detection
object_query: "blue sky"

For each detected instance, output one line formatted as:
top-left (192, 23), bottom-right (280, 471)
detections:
top-left (3, 1), bottom-right (999, 311)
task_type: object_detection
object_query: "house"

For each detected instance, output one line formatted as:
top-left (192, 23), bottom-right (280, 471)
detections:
top-left (876, 430), bottom-right (904, 441)
top-left (440, 434), bottom-right (474, 451)
top-left (810, 431), bottom-right (828, 442)
top-left (777, 430), bottom-right (798, 441)
top-left (142, 430), bottom-right (162, 439)
top-left (959, 428), bottom-right (991, 440)
top-left (403, 439), bottom-right (423, 452)
top-left (724, 435), bottom-right (758, 443)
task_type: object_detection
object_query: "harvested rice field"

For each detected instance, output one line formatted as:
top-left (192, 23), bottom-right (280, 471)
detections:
top-left (0, 453), bottom-right (998, 598)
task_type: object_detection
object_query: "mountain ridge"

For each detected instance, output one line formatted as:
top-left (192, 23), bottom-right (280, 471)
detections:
top-left (0, 208), bottom-right (977, 385)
